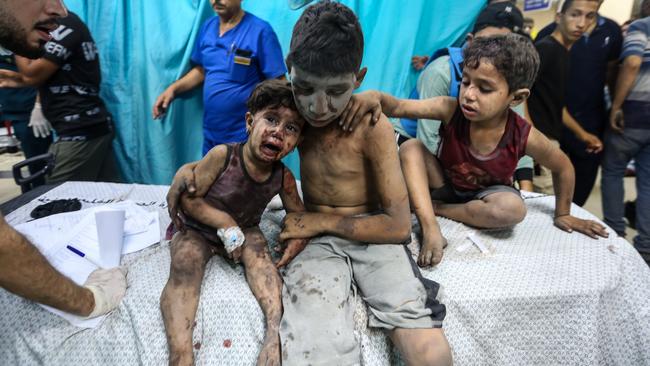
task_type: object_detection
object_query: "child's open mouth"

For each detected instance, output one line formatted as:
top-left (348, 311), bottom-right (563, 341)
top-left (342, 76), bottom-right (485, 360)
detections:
top-left (461, 104), bottom-right (478, 116)
top-left (260, 142), bottom-right (282, 157)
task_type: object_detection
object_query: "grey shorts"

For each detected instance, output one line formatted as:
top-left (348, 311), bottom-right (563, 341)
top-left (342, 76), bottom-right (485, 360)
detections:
top-left (431, 184), bottom-right (521, 204)
top-left (280, 235), bottom-right (445, 365)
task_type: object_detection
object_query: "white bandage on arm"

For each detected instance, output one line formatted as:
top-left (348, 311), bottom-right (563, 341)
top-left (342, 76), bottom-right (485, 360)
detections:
top-left (217, 226), bottom-right (245, 253)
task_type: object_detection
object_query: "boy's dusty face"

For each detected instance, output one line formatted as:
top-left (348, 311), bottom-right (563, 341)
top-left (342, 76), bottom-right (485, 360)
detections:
top-left (289, 66), bottom-right (357, 128)
top-left (459, 61), bottom-right (520, 122)
top-left (246, 106), bottom-right (304, 163)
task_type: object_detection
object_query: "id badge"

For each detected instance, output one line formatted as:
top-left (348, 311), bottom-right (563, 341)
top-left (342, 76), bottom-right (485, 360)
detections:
top-left (230, 48), bottom-right (252, 82)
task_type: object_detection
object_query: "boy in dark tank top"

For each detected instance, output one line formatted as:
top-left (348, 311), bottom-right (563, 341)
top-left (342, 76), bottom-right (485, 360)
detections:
top-left (346, 34), bottom-right (609, 268)
top-left (160, 79), bottom-right (306, 366)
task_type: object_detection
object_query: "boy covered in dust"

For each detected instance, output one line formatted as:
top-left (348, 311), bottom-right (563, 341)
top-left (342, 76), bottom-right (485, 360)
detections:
top-left (168, 2), bottom-right (453, 365)
top-left (160, 80), bottom-right (307, 366)
top-left (346, 34), bottom-right (609, 268)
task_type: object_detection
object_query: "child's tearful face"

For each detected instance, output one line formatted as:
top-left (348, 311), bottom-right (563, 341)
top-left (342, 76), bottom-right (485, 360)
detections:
top-left (246, 106), bottom-right (304, 163)
top-left (289, 66), bottom-right (357, 128)
top-left (459, 61), bottom-right (514, 123)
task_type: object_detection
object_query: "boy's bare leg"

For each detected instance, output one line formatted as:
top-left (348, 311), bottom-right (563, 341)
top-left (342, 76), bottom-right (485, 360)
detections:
top-left (161, 230), bottom-right (214, 366)
top-left (400, 140), bottom-right (448, 267)
top-left (241, 227), bottom-right (283, 366)
top-left (389, 328), bottom-right (453, 366)
top-left (435, 192), bottom-right (527, 229)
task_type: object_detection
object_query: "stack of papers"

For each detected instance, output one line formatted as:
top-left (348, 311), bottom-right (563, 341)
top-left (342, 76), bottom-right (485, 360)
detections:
top-left (13, 201), bottom-right (160, 328)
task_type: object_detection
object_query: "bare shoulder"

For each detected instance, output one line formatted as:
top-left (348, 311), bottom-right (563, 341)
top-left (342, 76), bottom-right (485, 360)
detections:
top-left (359, 114), bottom-right (399, 159)
top-left (360, 114), bottom-right (396, 143)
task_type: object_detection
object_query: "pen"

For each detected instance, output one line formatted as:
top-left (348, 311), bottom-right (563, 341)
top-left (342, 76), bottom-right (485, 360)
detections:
top-left (66, 245), bottom-right (103, 268)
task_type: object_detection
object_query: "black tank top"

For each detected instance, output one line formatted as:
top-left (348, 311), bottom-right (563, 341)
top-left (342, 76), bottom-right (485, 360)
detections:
top-left (188, 143), bottom-right (284, 230)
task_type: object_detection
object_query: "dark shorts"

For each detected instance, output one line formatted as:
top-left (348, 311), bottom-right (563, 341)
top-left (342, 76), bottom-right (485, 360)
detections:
top-left (430, 184), bottom-right (521, 204)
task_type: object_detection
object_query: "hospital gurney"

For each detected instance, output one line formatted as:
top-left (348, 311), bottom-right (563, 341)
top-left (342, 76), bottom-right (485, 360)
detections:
top-left (1, 182), bottom-right (648, 365)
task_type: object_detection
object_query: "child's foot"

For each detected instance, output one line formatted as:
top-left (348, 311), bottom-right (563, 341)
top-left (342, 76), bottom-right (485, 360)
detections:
top-left (257, 332), bottom-right (281, 366)
top-left (418, 231), bottom-right (448, 267)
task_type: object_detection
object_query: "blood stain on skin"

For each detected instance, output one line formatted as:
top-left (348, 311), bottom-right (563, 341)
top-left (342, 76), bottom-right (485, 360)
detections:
top-left (223, 339), bottom-right (232, 348)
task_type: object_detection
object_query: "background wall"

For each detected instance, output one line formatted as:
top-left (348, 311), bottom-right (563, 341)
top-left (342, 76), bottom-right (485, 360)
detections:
top-left (62, 0), bottom-right (487, 184)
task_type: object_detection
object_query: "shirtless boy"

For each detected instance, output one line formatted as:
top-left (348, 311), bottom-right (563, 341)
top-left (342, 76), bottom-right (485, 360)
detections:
top-left (348, 34), bottom-right (609, 267)
top-left (168, 2), bottom-right (452, 365)
top-left (160, 80), bottom-right (307, 366)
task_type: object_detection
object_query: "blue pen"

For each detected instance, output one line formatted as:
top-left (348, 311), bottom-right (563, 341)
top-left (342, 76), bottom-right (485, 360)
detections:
top-left (66, 245), bottom-right (103, 268)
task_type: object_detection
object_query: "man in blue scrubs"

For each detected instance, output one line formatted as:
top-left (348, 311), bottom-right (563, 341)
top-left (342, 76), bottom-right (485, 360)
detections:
top-left (537, 0), bottom-right (622, 206)
top-left (153, 0), bottom-right (287, 155)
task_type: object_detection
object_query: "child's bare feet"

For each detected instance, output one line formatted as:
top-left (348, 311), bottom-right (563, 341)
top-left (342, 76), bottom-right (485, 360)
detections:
top-left (257, 332), bottom-right (281, 366)
top-left (418, 230), bottom-right (448, 267)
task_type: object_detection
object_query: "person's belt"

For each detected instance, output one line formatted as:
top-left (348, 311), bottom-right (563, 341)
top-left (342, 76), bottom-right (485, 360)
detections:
top-left (57, 122), bottom-right (111, 142)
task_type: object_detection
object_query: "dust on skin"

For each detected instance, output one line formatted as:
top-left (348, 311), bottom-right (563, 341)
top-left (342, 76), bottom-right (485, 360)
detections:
top-left (289, 66), bottom-right (356, 128)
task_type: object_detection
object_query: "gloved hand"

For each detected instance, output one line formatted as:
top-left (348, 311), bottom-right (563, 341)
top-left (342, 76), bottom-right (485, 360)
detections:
top-left (83, 266), bottom-right (128, 318)
top-left (28, 102), bottom-right (53, 138)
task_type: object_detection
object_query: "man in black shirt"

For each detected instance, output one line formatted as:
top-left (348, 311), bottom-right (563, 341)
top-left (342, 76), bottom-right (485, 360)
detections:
top-left (536, 0), bottom-right (622, 206)
top-left (12, 12), bottom-right (118, 183)
top-left (528, 0), bottom-right (600, 195)
top-left (0, 0), bottom-right (126, 320)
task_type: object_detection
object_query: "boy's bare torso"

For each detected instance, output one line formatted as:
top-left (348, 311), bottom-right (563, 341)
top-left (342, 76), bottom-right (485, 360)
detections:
top-left (299, 118), bottom-right (382, 216)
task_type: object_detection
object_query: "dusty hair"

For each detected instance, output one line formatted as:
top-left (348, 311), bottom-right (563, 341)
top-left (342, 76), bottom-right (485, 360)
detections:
top-left (463, 33), bottom-right (540, 91)
top-left (286, 0), bottom-right (363, 76)
top-left (246, 79), bottom-right (299, 115)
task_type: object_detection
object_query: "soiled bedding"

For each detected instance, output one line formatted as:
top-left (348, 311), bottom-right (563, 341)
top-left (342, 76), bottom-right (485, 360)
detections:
top-left (1, 182), bottom-right (649, 365)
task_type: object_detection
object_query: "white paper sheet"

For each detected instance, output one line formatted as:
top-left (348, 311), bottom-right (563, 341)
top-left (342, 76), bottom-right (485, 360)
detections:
top-left (11, 201), bottom-right (161, 328)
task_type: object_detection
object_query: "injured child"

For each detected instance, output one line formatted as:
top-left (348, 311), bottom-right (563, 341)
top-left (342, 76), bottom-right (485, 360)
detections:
top-left (344, 34), bottom-right (609, 268)
top-left (160, 79), bottom-right (307, 366)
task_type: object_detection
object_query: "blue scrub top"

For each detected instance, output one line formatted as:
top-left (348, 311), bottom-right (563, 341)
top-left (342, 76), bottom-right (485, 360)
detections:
top-left (191, 12), bottom-right (287, 154)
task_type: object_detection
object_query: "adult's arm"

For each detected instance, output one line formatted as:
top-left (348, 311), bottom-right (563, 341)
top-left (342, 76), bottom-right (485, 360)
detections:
top-left (152, 66), bottom-right (205, 119)
top-left (13, 56), bottom-right (60, 86)
top-left (561, 107), bottom-right (603, 153)
top-left (610, 55), bottom-right (642, 132)
top-left (0, 214), bottom-right (95, 315)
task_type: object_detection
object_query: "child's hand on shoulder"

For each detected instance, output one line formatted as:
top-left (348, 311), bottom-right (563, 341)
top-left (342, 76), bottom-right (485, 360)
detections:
top-left (554, 214), bottom-right (609, 239)
top-left (339, 91), bottom-right (382, 132)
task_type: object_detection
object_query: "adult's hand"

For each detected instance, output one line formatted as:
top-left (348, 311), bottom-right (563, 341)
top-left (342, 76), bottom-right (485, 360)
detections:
top-left (0, 69), bottom-right (27, 88)
top-left (83, 267), bottom-right (128, 318)
top-left (610, 108), bottom-right (624, 133)
top-left (28, 102), bottom-right (53, 138)
top-left (580, 132), bottom-right (603, 154)
top-left (152, 88), bottom-right (175, 119)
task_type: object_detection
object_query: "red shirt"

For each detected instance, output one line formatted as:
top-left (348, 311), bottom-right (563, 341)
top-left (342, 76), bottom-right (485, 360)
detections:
top-left (438, 107), bottom-right (530, 192)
